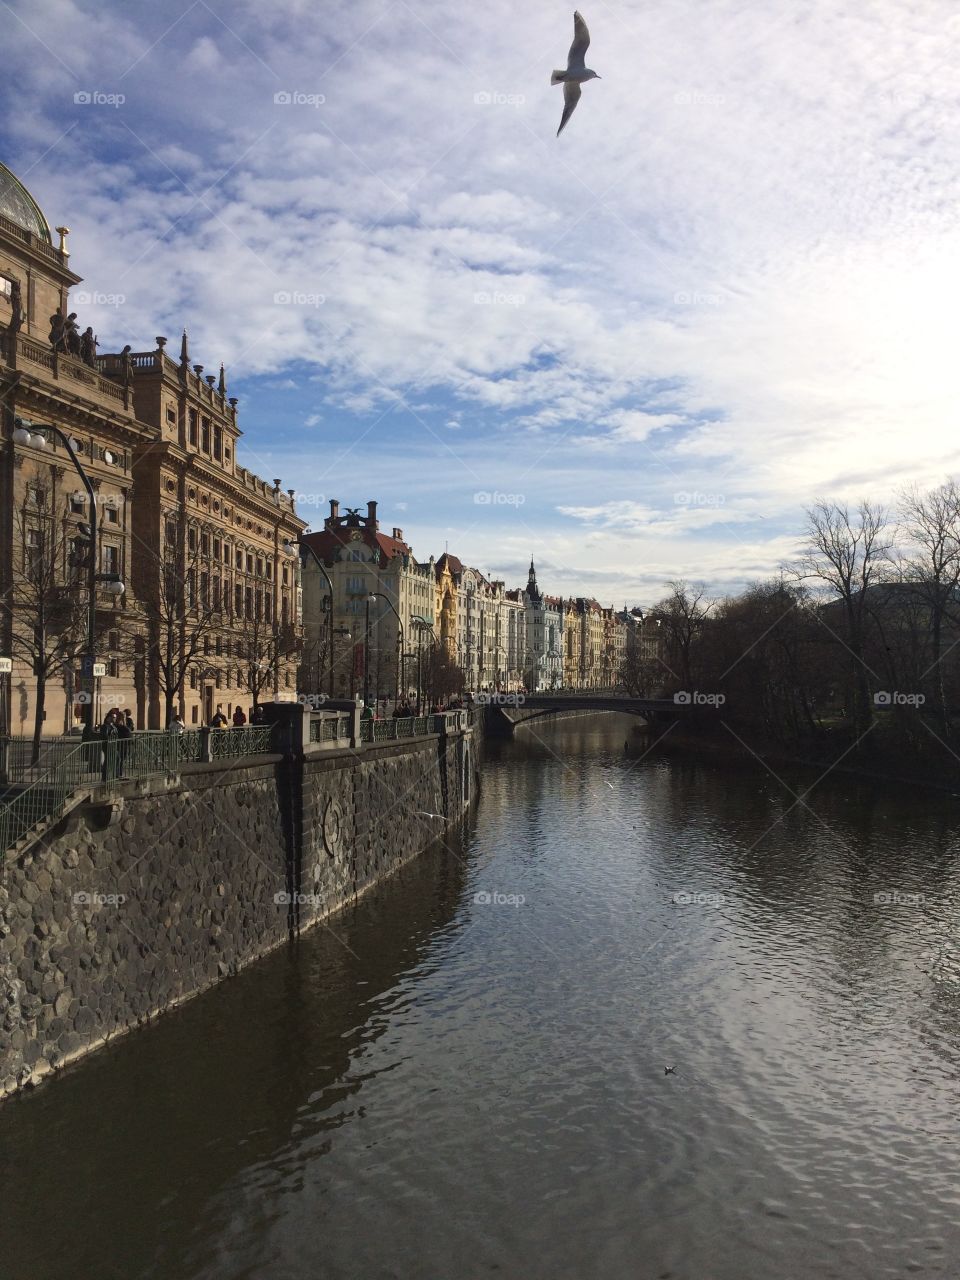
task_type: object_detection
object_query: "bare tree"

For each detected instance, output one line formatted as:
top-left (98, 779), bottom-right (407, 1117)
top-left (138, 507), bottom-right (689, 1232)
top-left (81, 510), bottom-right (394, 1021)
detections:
top-left (897, 481), bottom-right (960, 733)
top-left (241, 606), bottom-right (300, 712)
top-left (650, 580), bottom-right (712, 692)
top-left (136, 522), bottom-right (222, 728)
top-left (797, 499), bottom-right (891, 736)
top-left (5, 504), bottom-right (85, 760)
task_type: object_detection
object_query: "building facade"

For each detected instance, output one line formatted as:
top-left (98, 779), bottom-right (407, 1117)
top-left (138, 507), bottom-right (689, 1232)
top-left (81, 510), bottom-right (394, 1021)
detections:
top-left (0, 160), bottom-right (305, 734)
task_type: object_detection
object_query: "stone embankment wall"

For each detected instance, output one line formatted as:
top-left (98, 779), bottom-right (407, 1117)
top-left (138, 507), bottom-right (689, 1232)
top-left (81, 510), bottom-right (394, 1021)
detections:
top-left (0, 717), bottom-right (479, 1098)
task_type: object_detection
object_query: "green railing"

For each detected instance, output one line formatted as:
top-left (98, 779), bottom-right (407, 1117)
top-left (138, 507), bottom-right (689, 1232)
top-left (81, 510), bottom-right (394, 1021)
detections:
top-left (0, 739), bottom-right (103, 856)
top-left (209, 726), bottom-right (273, 759)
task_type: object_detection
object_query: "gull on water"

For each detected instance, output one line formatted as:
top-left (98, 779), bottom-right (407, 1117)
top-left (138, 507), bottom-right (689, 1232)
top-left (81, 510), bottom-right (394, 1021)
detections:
top-left (551, 10), bottom-right (601, 136)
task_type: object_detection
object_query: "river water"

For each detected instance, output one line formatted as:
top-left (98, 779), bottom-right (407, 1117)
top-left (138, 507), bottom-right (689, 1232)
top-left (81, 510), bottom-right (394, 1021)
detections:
top-left (3, 714), bottom-right (960, 1279)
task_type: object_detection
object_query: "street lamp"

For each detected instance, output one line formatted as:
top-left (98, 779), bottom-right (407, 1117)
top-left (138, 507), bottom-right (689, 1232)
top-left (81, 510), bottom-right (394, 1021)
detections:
top-left (362, 592), bottom-right (378, 708)
top-left (285, 538), bottom-right (343, 699)
top-left (369, 590), bottom-right (405, 708)
top-left (13, 417), bottom-right (124, 733)
top-left (411, 615), bottom-right (438, 712)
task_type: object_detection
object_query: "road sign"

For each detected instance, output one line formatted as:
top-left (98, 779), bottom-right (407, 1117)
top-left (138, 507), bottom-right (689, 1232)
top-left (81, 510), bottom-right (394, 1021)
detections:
top-left (81, 657), bottom-right (107, 678)
top-left (0, 657), bottom-right (11, 674)
top-left (92, 662), bottom-right (106, 678)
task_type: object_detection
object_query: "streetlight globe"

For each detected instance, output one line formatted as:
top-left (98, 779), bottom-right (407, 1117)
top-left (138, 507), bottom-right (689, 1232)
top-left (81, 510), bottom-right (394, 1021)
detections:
top-left (104, 579), bottom-right (125, 596)
top-left (31, 432), bottom-right (47, 450)
top-left (12, 426), bottom-right (32, 446)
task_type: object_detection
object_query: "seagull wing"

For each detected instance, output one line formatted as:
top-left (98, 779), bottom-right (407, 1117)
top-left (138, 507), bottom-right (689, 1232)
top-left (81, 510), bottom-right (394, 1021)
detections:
top-left (567, 10), bottom-right (591, 71)
top-left (557, 80), bottom-right (581, 135)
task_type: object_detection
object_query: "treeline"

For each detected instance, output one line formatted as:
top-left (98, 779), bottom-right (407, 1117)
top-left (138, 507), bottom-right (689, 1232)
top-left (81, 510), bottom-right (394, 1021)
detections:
top-left (624, 481), bottom-right (960, 775)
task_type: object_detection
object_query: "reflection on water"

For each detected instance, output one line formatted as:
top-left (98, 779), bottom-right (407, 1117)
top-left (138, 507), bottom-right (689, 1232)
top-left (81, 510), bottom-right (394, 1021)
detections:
top-left (3, 715), bottom-right (960, 1279)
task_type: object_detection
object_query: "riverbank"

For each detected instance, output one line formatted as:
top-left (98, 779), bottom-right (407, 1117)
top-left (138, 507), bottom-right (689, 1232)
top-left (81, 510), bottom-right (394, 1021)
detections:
top-left (629, 720), bottom-right (960, 794)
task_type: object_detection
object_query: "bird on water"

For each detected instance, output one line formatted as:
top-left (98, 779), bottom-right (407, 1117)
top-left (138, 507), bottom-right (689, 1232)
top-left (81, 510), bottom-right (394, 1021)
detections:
top-left (551, 10), bottom-right (601, 136)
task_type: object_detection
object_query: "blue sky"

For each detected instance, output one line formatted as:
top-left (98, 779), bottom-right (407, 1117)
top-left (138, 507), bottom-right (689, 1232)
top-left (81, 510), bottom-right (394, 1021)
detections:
top-left (4, 0), bottom-right (960, 604)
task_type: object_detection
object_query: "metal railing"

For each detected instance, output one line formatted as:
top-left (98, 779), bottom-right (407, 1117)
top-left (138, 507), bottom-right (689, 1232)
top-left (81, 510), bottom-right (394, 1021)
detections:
top-left (0, 739), bottom-right (103, 855)
top-left (1, 725), bottom-right (278, 857)
top-left (209, 726), bottom-right (273, 759)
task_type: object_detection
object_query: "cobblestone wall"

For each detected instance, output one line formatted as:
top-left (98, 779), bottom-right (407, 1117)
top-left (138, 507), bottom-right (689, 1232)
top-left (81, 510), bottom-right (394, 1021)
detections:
top-left (0, 726), bottom-right (479, 1098)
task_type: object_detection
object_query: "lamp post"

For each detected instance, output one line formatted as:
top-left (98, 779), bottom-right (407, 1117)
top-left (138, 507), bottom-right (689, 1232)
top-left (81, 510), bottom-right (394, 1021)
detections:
top-left (363, 592), bottom-right (377, 708)
top-left (12, 417), bottom-right (124, 734)
top-left (370, 591), bottom-right (405, 708)
top-left (412, 616), bottom-right (438, 712)
top-left (286, 538), bottom-right (342, 699)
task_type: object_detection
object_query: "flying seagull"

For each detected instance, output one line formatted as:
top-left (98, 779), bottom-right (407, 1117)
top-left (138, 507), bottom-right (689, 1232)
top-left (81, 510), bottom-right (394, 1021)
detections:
top-left (551, 11), bottom-right (601, 136)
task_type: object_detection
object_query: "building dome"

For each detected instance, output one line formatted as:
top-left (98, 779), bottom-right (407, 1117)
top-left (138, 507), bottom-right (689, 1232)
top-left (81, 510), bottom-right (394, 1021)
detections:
top-left (0, 161), bottom-right (52, 242)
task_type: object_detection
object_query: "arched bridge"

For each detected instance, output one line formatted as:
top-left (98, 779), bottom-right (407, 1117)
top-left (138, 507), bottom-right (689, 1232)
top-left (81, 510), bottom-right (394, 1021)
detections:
top-left (478, 693), bottom-right (682, 733)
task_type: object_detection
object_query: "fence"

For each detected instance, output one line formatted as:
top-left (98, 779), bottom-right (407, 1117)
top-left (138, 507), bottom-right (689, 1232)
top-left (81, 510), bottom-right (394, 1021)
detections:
top-left (0, 726), bottom-right (278, 857)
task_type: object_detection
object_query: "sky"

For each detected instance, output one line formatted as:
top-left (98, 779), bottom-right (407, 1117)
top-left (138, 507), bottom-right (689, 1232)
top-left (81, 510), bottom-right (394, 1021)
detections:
top-left (3, 0), bottom-right (960, 606)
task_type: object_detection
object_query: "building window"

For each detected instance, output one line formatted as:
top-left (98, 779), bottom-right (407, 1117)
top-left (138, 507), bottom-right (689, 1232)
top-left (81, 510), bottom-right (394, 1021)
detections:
top-left (214, 426), bottom-right (222, 460)
top-left (0, 276), bottom-right (12, 298)
top-left (104, 504), bottom-right (119, 525)
top-left (108, 658), bottom-right (120, 678)
top-left (189, 409), bottom-right (198, 446)
top-left (235, 583), bottom-right (243, 616)
top-left (191, 704), bottom-right (198, 724)
top-left (70, 492), bottom-right (85, 514)
top-left (201, 417), bottom-right (210, 452)
top-left (188, 527), bottom-right (197, 552)
top-left (25, 528), bottom-right (43, 576)
top-left (224, 447), bottom-right (231, 465)
top-left (246, 553), bottom-right (254, 575)
top-left (166, 406), bottom-right (176, 424)
top-left (214, 538), bottom-right (221, 559)
top-left (102, 544), bottom-right (120, 576)
top-left (201, 532), bottom-right (210, 556)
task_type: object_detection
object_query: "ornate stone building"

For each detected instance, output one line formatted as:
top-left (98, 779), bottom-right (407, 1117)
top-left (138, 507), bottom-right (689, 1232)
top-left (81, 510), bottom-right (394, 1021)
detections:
top-left (0, 160), bottom-right (305, 734)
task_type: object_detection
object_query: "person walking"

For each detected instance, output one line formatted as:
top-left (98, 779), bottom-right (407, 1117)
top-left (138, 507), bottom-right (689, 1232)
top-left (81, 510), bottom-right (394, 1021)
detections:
top-left (100, 709), bottom-right (119, 782)
top-left (116, 707), bottom-right (133, 777)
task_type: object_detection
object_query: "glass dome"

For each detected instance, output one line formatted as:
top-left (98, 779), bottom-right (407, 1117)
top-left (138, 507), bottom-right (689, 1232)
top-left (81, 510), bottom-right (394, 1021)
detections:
top-left (0, 160), bottom-right (52, 242)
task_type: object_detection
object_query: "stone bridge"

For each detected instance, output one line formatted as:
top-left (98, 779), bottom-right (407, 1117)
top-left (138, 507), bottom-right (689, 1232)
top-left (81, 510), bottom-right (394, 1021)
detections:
top-left (480, 693), bottom-right (681, 733)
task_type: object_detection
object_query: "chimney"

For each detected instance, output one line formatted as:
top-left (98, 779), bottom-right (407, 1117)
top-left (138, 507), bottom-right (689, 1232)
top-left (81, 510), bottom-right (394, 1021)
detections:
top-left (392, 527), bottom-right (403, 541)
top-left (367, 500), bottom-right (378, 529)
top-left (327, 499), bottom-right (340, 528)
